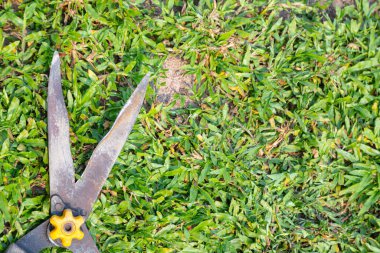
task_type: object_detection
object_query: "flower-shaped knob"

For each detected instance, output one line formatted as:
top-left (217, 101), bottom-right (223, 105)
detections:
top-left (49, 209), bottom-right (85, 247)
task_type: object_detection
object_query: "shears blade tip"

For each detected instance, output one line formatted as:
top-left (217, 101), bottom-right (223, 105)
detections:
top-left (138, 72), bottom-right (151, 89)
top-left (52, 51), bottom-right (60, 67)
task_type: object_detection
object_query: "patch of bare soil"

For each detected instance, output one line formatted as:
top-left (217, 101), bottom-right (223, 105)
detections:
top-left (156, 56), bottom-right (195, 109)
top-left (328, 0), bottom-right (355, 17)
top-left (308, 0), bottom-right (378, 18)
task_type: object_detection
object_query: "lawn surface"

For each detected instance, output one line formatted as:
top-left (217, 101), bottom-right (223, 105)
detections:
top-left (0, 0), bottom-right (380, 252)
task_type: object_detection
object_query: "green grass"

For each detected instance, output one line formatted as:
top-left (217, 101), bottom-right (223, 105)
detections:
top-left (1, 0), bottom-right (380, 252)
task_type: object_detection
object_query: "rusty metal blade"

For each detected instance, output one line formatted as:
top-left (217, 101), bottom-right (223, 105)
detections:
top-left (73, 73), bottom-right (150, 216)
top-left (48, 51), bottom-right (75, 214)
top-left (69, 225), bottom-right (99, 253)
top-left (5, 220), bottom-right (54, 253)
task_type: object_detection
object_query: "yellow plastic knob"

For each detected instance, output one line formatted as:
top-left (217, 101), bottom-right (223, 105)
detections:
top-left (49, 209), bottom-right (85, 247)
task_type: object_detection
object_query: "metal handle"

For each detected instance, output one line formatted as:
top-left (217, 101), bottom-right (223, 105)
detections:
top-left (5, 244), bottom-right (29, 253)
top-left (4, 220), bottom-right (54, 253)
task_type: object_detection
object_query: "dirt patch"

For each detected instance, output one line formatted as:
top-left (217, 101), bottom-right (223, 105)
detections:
top-left (280, 0), bottom-right (378, 19)
top-left (156, 56), bottom-right (195, 109)
top-left (309, 0), bottom-right (378, 18)
top-left (328, 0), bottom-right (355, 17)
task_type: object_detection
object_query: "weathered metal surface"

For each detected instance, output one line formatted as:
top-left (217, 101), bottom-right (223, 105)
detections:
top-left (68, 225), bottom-right (99, 253)
top-left (48, 51), bottom-right (75, 215)
top-left (73, 73), bottom-right (150, 217)
top-left (5, 220), bottom-right (54, 253)
top-left (6, 52), bottom-right (150, 252)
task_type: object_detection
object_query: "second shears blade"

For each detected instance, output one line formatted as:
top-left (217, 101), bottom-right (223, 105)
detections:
top-left (73, 73), bottom-right (150, 217)
top-left (69, 225), bottom-right (99, 253)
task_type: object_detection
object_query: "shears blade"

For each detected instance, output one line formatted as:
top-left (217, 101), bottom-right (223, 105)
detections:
top-left (68, 225), bottom-right (99, 253)
top-left (48, 51), bottom-right (75, 214)
top-left (73, 73), bottom-right (150, 217)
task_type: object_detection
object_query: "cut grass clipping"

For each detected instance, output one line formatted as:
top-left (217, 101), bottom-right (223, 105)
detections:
top-left (1, 0), bottom-right (380, 252)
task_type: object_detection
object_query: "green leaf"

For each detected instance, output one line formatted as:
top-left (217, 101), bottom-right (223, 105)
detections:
top-left (267, 18), bottom-right (283, 34)
top-left (359, 144), bottom-right (380, 156)
top-left (124, 61), bottom-right (136, 75)
top-left (85, 4), bottom-right (101, 19)
top-left (337, 149), bottom-right (358, 162)
top-left (189, 183), bottom-right (198, 203)
top-left (0, 192), bottom-right (10, 220)
top-left (77, 135), bottom-right (98, 144)
top-left (339, 175), bottom-right (372, 198)
top-left (6, 97), bottom-right (20, 120)
top-left (358, 192), bottom-right (380, 216)
top-left (199, 188), bottom-right (217, 212)
top-left (24, 3), bottom-right (37, 19)
top-left (348, 57), bottom-right (379, 72)
top-left (88, 69), bottom-right (98, 81)
top-left (218, 30), bottom-right (236, 41)
top-left (2, 41), bottom-right (20, 55)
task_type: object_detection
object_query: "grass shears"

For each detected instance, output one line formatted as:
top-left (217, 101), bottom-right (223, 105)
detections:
top-left (6, 51), bottom-right (150, 253)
